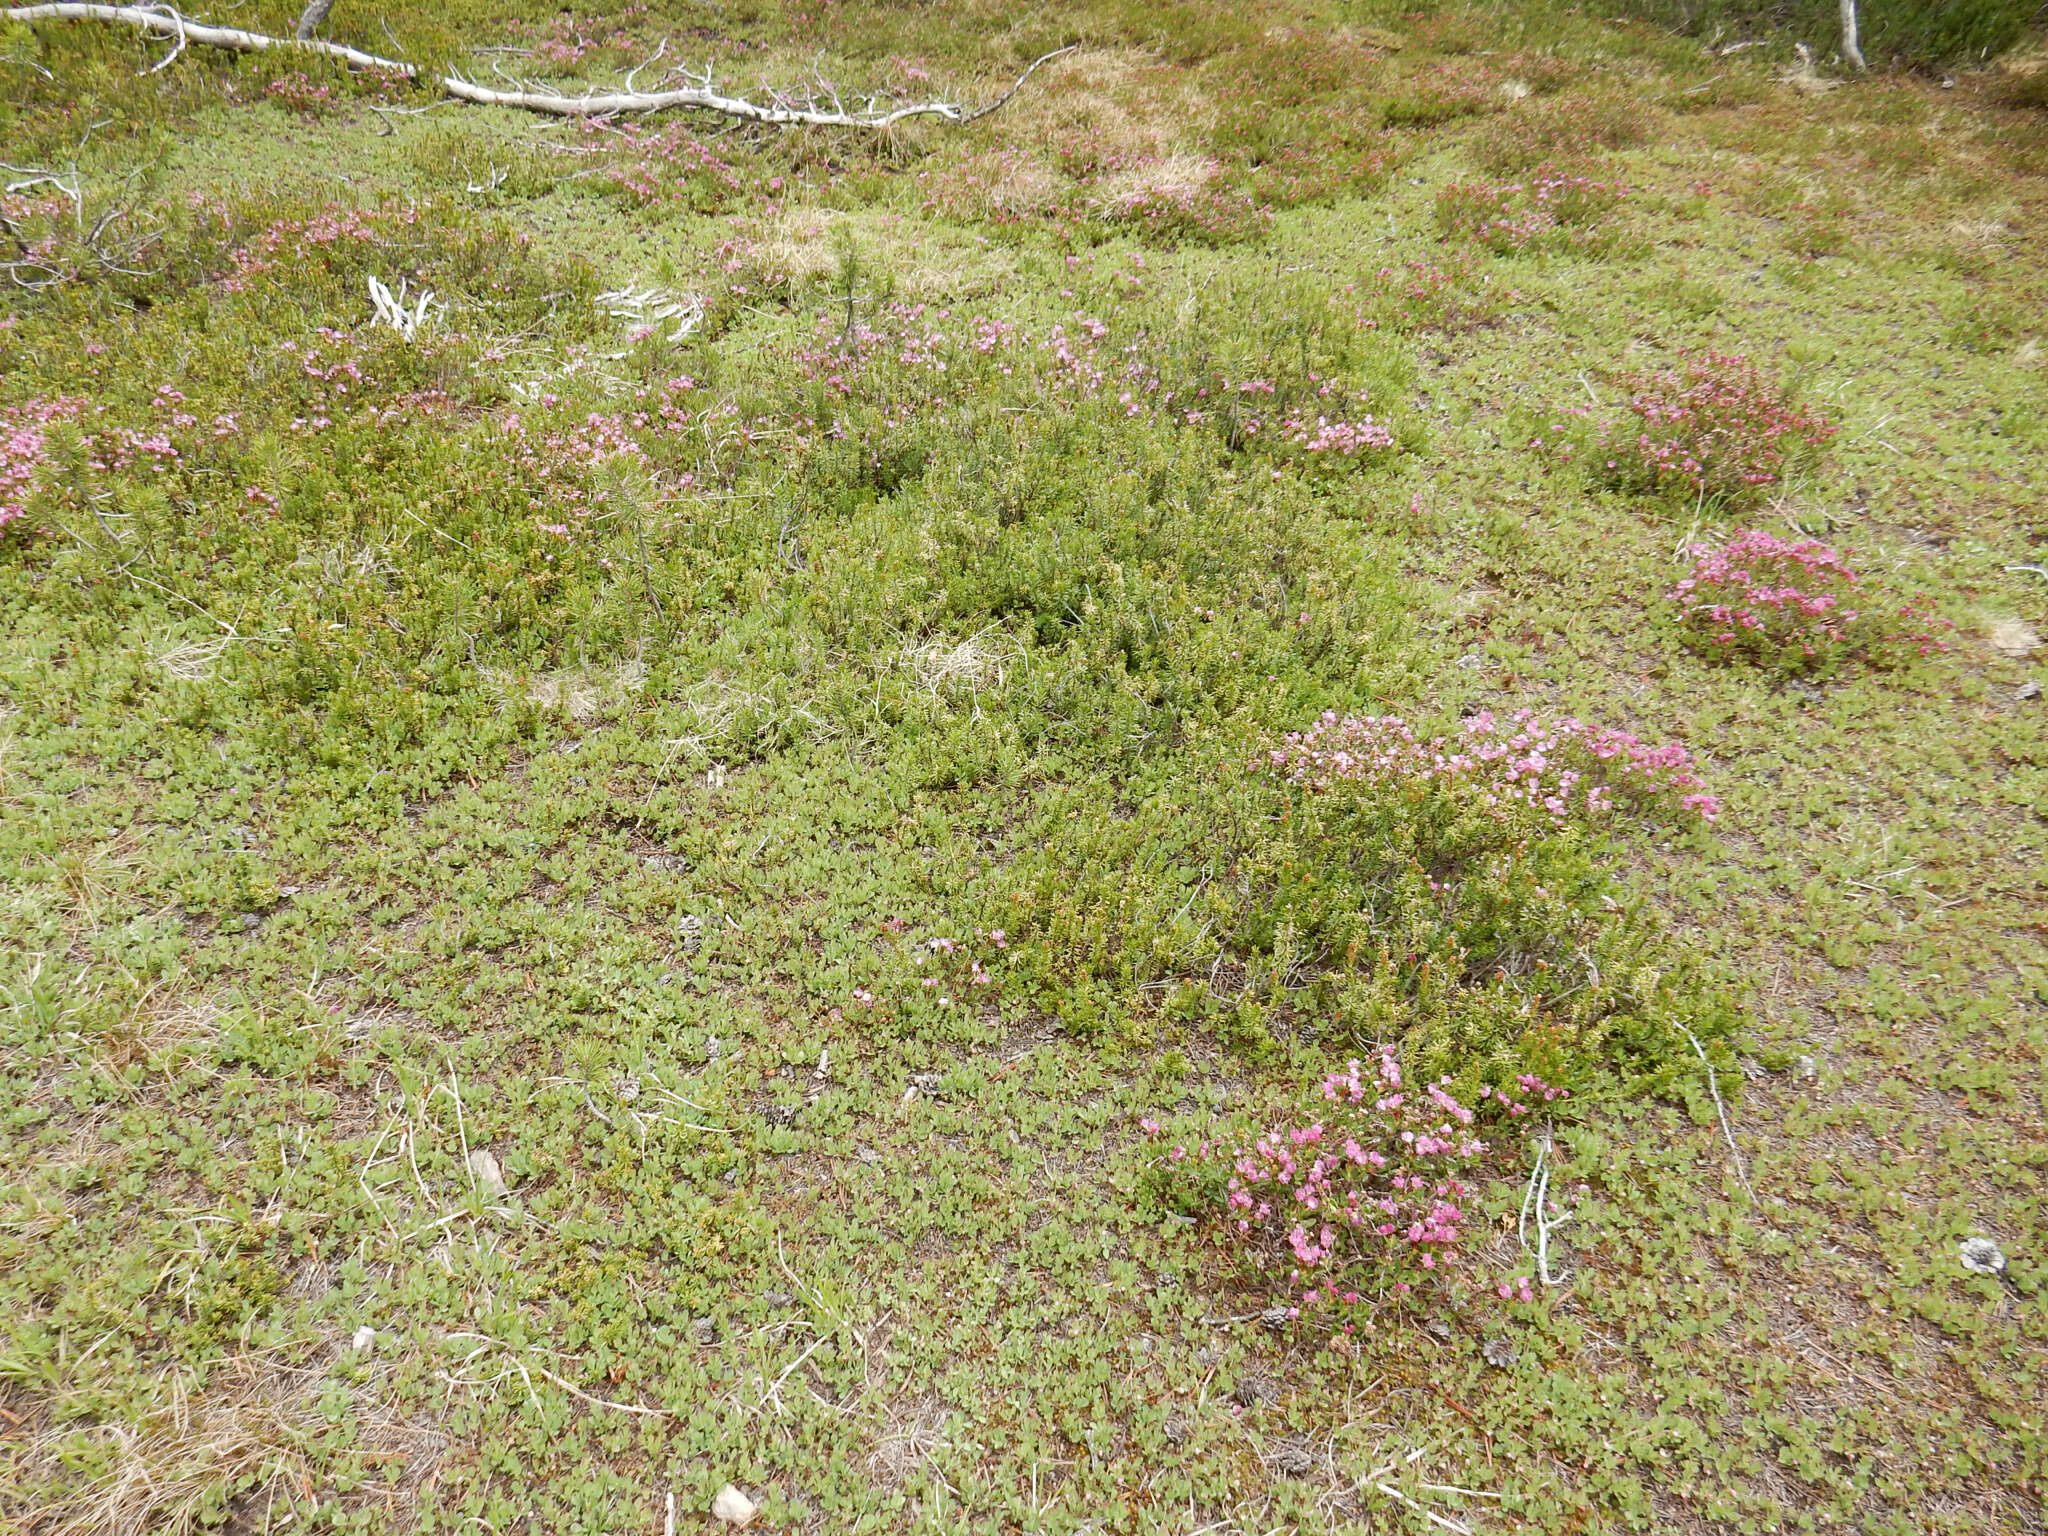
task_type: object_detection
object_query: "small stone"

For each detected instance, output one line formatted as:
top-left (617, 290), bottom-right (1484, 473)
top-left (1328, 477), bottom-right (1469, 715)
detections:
top-left (710, 1485), bottom-right (757, 1528)
top-left (350, 1325), bottom-right (377, 1352)
top-left (240, 911), bottom-right (263, 931)
top-left (2018, 680), bottom-right (2042, 702)
top-left (1482, 1337), bottom-right (1520, 1368)
top-left (690, 1316), bottom-right (720, 1346)
top-left (1796, 1055), bottom-right (1818, 1081)
top-left (467, 1149), bottom-right (509, 1197)
top-left (762, 1291), bottom-right (792, 1310)
top-left (1959, 1237), bottom-right (2008, 1276)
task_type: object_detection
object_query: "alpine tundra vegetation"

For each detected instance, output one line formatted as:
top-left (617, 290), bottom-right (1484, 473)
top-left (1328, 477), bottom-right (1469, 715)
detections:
top-left (1, 0), bottom-right (2044, 1532)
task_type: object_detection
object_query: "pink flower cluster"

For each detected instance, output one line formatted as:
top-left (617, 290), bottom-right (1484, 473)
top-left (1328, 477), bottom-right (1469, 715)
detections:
top-left (503, 2), bottom-right (653, 67)
top-left (1670, 529), bottom-right (1949, 666)
top-left (1605, 353), bottom-right (1834, 498)
top-left (264, 72), bottom-right (336, 116)
top-left (1, 396), bottom-right (88, 532)
top-left (1434, 172), bottom-right (1628, 254)
top-left (606, 121), bottom-right (746, 205)
top-left (1104, 177), bottom-right (1275, 246)
top-left (1147, 1053), bottom-right (1566, 1309)
top-left (216, 205), bottom-right (394, 292)
top-left (848, 925), bottom-right (1009, 1014)
top-left (1266, 709), bottom-right (1720, 823)
top-left (1288, 416), bottom-right (1395, 456)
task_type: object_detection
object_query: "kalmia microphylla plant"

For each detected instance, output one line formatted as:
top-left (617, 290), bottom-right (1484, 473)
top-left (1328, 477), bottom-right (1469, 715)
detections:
top-left (262, 72), bottom-right (339, 118)
top-left (1670, 529), bottom-right (1953, 670)
top-left (1267, 708), bottom-right (1721, 825)
top-left (1434, 170), bottom-right (1629, 255)
top-left (1103, 181), bottom-right (1274, 247)
top-left (1, 397), bottom-right (87, 533)
top-left (1143, 1052), bottom-right (1568, 1312)
top-left (1591, 352), bottom-right (1835, 501)
top-left (1355, 256), bottom-right (1510, 333)
top-left (847, 924), bottom-right (1010, 1032)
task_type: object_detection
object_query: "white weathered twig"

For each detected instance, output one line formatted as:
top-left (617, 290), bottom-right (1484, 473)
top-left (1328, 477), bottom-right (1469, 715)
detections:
top-left (1517, 1135), bottom-right (1573, 1286)
top-left (1682, 1026), bottom-right (1757, 1201)
top-left (959, 43), bottom-right (1077, 123)
top-left (440, 1332), bottom-right (674, 1417)
top-left (144, 0), bottom-right (187, 72)
top-left (1838, 0), bottom-right (1867, 72)
top-left (5, 4), bottom-right (1070, 129)
top-left (366, 273), bottom-right (440, 340)
top-left (595, 284), bottom-right (703, 342)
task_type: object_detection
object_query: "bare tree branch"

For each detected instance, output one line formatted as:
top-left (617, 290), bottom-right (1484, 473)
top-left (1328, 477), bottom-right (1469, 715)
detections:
top-left (960, 44), bottom-right (1077, 124)
top-left (1838, 0), bottom-right (1867, 72)
top-left (8, 3), bottom-right (415, 72)
top-left (3, 4), bottom-right (1072, 128)
top-left (294, 0), bottom-right (333, 43)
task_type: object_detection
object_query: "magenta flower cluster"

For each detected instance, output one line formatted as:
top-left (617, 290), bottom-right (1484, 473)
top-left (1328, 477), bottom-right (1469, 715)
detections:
top-left (1604, 353), bottom-right (1834, 498)
top-left (1266, 708), bottom-right (1720, 824)
top-left (2, 397), bottom-right (89, 532)
top-left (1670, 529), bottom-right (1949, 666)
top-left (263, 72), bottom-right (336, 116)
top-left (1146, 1052), bottom-right (1566, 1311)
top-left (1289, 416), bottom-right (1395, 456)
top-left (1435, 171), bottom-right (1628, 254)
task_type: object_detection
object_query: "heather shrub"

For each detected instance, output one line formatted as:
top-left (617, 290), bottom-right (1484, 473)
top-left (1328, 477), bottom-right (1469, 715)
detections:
top-left (1670, 529), bottom-right (1951, 670)
top-left (1204, 34), bottom-right (1398, 208)
top-left (1015, 705), bottom-right (1727, 1089)
top-left (1604, 0), bottom-right (2033, 68)
top-left (1139, 1054), bottom-right (1576, 1314)
top-left (1588, 351), bottom-right (1835, 502)
top-left (1355, 256), bottom-right (1512, 333)
top-left (262, 72), bottom-right (340, 118)
top-left (1434, 170), bottom-right (1630, 256)
top-left (1, 397), bottom-right (87, 534)
top-left (1469, 92), bottom-right (1654, 176)
top-left (1101, 182), bottom-right (1274, 247)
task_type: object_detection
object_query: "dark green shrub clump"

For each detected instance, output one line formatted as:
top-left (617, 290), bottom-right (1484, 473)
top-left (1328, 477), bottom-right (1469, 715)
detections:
top-left (1610, 0), bottom-right (2034, 67)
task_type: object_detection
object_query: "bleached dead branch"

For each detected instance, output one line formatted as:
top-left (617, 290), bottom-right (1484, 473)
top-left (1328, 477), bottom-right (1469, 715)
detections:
top-left (596, 284), bottom-right (703, 342)
top-left (366, 273), bottom-right (440, 340)
top-left (4, 6), bottom-right (1073, 129)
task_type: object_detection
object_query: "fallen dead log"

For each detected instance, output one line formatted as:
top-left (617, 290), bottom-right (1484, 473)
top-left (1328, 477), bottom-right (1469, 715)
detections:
top-left (3, 4), bottom-right (1073, 128)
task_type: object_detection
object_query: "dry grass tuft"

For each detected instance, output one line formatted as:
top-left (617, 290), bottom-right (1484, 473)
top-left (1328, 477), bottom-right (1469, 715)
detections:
top-left (149, 635), bottom-right (234, 684)
top-left (865, 1396), bottom-right (953, 1488)
top-left (899, 629), bottom-right (1014, 697)
top-left (97, 994), bottom-right (226, 1072)
top-left (483, 659), bottom-right (646, 721)
top-left (1096, 152), bottom-right (1222, 210)
top-left (24, 1359), bottom-right (323, 1536)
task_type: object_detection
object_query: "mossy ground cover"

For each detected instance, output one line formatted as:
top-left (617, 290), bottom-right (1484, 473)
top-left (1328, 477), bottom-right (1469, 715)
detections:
top-left (1, 2), bottom-right (2044, 1532)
